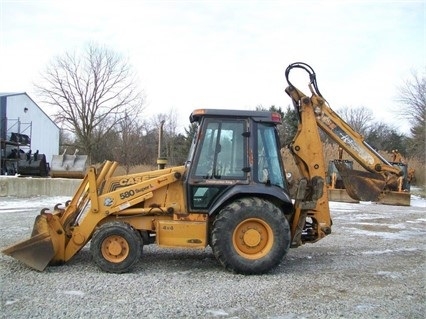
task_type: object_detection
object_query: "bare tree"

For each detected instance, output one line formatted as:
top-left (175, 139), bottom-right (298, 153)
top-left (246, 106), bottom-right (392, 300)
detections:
top-left (396, 70), bottom-right (426, 161)
top-left (396, 70), bottom-right (426, 124)
top-left (163, 108), bottom-right (179, 163)
top-left (337, 106), bottom-right (373, 137)
top-left (150, 109), bottom-right (184, 165)
top-left (35, 43), bottom-right (144, 163)
top-left (112, 113), bottom-right (147, 174)
top-left (58, 129), bottom-right (77, 155)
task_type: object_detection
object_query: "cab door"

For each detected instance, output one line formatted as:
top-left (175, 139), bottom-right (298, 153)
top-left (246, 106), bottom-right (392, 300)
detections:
top-left (186, 118), bottom-right (248, 212)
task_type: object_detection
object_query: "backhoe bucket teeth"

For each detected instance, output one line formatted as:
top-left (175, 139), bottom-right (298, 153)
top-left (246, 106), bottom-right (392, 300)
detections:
top-left (1, 214), bottom-right (56, 271)
top-left (334, 161), bottom-right (385, 202)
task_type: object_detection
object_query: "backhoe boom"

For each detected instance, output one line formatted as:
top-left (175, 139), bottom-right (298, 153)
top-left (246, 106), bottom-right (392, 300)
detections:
top-left (285, 62), bottom-right (404, 201)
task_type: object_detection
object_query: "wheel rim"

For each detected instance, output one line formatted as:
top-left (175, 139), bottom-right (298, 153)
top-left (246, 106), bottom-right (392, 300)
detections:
top-left (101, 235), bottom-right (130, 263)
top-left (233, 218), bottom-right (274, 259)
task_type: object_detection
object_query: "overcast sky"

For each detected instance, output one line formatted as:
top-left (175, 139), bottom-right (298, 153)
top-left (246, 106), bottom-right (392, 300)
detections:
top-left (0, 0), bottom-right (424, 134)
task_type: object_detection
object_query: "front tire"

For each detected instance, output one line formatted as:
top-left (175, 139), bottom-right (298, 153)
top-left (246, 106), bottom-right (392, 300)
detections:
top-left (90, 221), bottom-right (142, 273)
top-left (211, 197), bottom-right (291, 275)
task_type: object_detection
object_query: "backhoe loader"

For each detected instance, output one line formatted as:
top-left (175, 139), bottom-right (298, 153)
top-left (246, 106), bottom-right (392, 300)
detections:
top-left (2, 62), bottom-right (405, 275)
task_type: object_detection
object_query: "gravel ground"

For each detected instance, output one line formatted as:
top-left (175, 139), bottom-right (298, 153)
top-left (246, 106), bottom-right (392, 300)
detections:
top-left (0, 195), bottom-right (425, 319)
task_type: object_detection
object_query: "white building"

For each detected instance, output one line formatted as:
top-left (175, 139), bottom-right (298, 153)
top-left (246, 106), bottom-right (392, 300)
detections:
top-left (0, 92), bottom-right (59, 175)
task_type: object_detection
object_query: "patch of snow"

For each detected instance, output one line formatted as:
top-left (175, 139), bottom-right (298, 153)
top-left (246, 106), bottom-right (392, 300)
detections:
top-left (377, 271), bottom-right (402, 279)
top-left (61, 290), bottom-right (85, 297)
top-left (0, 196), bottom-right (70, 212)
top-left (5, 299), bottom-right (20, 305)
top-left (362, 247), bottom-right (419, 255)
top-left (205, 309), bottom-right (229, 317)
top-left (341, 227), bottom-right (416, 240)
top-left (355, 303), bottom-right (378, 311)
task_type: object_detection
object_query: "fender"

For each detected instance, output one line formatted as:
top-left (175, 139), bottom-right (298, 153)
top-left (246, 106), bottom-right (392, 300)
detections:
top-left (208, 183), bottom-right (293, 216)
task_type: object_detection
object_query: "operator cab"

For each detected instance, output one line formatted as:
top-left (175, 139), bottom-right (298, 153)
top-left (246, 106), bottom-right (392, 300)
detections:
top-left (185, 109), bottom-right (290, 213)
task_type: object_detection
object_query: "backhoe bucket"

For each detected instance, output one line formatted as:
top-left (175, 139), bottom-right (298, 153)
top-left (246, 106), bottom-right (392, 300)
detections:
top-left (2, 214), bottom-right (57, 271)
top-left (334, 160), bottom-right (386, 202)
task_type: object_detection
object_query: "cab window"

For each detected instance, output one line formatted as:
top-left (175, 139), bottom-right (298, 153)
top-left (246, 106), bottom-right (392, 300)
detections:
top-left (189, 119), bottom-right (247, 210)
top-left (193, 120), bottom-right (246, 180)
top-left (256, 123), bottom-right (285, 188)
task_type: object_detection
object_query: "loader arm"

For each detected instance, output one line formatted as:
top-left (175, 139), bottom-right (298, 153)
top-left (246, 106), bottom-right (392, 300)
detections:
top-left (284, 62), bottom-right (403, 201)
top-left (61, 165), bottom-right (184, 263)
top-left (2, 161), bottom-right (185, 271)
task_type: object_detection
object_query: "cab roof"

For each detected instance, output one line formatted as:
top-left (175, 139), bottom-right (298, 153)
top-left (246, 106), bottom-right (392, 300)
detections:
top-left (189, 109), bottom-right (282, 124)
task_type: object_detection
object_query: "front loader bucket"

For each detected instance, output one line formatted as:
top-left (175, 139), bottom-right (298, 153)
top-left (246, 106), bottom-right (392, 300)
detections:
top-left (2, 214), bottom-right (57, 271)
top-left (334, 160), bottom-right (386, 202)
top-left (2, 233), bottom-right (55, 271)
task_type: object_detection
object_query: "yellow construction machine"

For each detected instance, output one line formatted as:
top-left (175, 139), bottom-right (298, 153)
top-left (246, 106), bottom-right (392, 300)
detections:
top-left (2, 62), bottom-right (406, 274)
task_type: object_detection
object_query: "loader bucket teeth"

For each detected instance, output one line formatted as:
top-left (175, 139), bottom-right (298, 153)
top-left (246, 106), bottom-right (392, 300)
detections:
top-left (334, 161), bottom-right (386, 202)
top-left (2, 214), bottom-right (56, 271)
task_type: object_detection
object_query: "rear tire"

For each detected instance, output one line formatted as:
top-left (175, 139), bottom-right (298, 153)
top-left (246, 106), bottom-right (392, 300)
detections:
top-left (90, 221), bottom-right (142, 273)
top-left (211, 197), bottom-right (291, 275)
